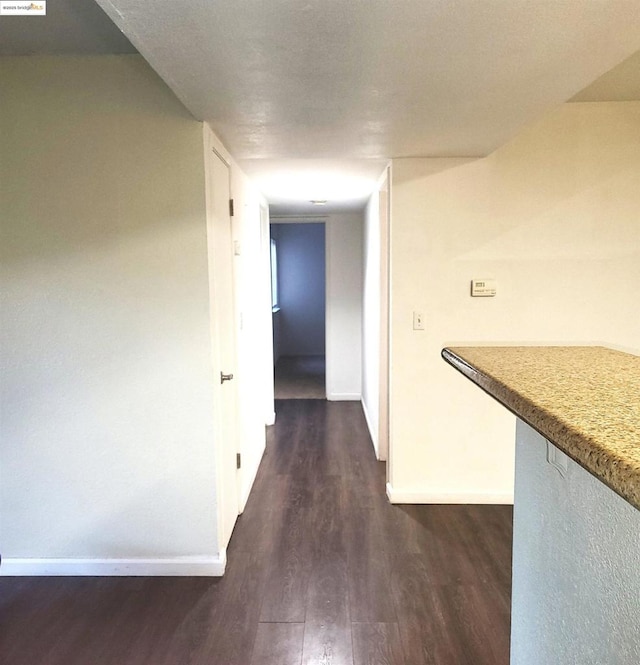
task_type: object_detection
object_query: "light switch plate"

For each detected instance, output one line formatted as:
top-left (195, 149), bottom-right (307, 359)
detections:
top-left (413, 311), bottom-right (425, 330)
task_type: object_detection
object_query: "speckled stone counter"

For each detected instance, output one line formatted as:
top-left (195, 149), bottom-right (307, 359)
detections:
top-left (441, 346), bottom-right (640, 510)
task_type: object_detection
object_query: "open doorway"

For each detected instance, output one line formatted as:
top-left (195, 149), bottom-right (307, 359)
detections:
top-left (270, 221), bottom-right (326, 399)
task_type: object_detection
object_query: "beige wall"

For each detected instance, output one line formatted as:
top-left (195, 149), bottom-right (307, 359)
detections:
top-left (0, 56), bottom-right (221, 572)
top-left (389, 102), bottom-right (640, 502)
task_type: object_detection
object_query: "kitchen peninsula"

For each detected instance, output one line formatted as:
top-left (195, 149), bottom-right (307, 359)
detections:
top-left (442, 346), bottom-right (639, 665)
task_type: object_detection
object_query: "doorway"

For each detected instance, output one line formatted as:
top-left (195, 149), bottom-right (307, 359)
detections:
top-left (270, 221), bottom-right (326, 399)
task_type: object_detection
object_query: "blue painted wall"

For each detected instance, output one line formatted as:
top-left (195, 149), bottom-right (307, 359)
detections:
top-left (271, 222), bottom-right (325, 358)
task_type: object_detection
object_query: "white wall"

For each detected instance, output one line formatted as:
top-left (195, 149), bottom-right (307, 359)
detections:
top-left (326, 212), bottom-right (364, 401)
top-left (388, 102), bottom-right (640, 503)
top-left (511, 422), bottom-right (640, 664)
top-left (0, 56), bottom-right (223, 573)
top-left (270, 224), bottom-right (284, 365)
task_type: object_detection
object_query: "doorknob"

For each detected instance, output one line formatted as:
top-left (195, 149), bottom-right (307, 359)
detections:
top-left (220, 372), bottom-right (234, 384)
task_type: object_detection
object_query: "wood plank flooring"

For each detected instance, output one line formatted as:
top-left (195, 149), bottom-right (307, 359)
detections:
top-left (0, 400), bottom-right (512, 664)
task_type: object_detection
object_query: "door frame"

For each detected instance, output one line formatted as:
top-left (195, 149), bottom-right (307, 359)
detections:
top-left (269, 215), bottom-right (328, 399)
top-left (378, 168), bottom-right (391, 467)
top-left (378, 167), bottom-right (391, 466)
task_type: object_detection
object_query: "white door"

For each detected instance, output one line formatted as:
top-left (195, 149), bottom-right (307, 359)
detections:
top-left (204, 136), bottom-right (239, 551)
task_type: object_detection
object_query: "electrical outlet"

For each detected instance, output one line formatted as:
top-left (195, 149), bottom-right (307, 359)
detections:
top-left (413, 311), bottom-right (425, 330)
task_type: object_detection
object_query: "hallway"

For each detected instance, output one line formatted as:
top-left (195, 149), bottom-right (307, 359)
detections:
top-left (0, 401), bottom-right (512, 665)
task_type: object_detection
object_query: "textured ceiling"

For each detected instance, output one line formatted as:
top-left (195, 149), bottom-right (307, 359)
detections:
top-left (3, 1), bottom-right (638, 211)
top-left (96, 0), bottom-right (640, 160)
top-left (93, 0), bottom-right (640, 210)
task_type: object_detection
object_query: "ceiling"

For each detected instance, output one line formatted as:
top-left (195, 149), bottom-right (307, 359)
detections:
top-left (2, 1), bottom-right (639, 212)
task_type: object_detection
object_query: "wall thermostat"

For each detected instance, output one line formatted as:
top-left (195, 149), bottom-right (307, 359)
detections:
top-left (471, 279), bottom-right (496, 297)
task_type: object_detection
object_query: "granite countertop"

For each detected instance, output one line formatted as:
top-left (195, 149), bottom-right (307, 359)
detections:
top-left (442, 346), bottom-right (640, 510)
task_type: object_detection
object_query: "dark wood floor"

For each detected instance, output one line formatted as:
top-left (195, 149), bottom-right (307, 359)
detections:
top-left (0, 400), bottom-right (512, 665)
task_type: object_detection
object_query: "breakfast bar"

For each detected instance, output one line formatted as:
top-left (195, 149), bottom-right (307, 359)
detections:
top-left (442, 346), bottom-right (639, 665)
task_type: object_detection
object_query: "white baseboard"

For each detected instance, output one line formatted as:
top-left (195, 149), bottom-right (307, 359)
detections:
top-left (0, 551), bottom-right (227, 577)
top-left (386, 483), bottom-right (513, 505)
top-left (327, 392), bottom-right (361, 401)
top-left (360, 398), bottom-right (379, 458)
top-left (265, 411), bottom-right (276, 426)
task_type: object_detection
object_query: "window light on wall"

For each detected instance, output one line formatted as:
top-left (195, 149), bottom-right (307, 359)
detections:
top-left (270, 237), bottom-right (279, 311)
